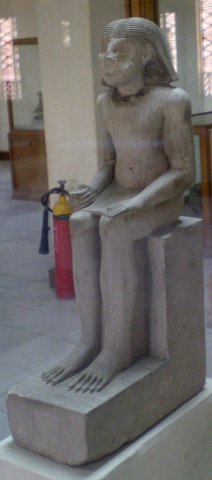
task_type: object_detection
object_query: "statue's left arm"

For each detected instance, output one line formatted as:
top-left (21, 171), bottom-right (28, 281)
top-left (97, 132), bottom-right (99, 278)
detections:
top-left (106, 88), bottom-right (195, 217)
top-left (138, 88), bottom-right (195, 208)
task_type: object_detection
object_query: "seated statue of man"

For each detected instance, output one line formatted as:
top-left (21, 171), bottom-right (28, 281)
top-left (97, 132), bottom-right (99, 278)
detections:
top-left (42, 17), bottom-right (195, 393)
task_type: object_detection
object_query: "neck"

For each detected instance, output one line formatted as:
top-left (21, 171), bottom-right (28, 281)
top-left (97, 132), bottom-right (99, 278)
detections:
top-left (117, 75), bottom-right (145, 97)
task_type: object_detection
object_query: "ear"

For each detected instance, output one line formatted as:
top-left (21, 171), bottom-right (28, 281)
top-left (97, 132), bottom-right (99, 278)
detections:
top-left (141, 43), bottom-right (154, 66)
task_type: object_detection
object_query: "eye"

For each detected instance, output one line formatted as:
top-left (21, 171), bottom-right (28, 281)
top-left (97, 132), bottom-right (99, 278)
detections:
top-left (112, 49), bottom-right (126, 58)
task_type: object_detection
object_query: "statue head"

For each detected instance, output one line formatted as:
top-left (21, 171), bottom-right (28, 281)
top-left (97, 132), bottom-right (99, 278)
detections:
top-left (100, 17), bottom-right (178, 87)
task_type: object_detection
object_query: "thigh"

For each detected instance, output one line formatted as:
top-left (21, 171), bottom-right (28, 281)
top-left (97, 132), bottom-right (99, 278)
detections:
top-left (132, 195), bottom-right (184, 241)
top-left (99, 195), bottom-right (183, 244)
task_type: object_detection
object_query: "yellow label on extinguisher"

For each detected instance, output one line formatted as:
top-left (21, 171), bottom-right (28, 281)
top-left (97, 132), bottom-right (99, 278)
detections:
top-left (53, 194), bottom-right (73, 218)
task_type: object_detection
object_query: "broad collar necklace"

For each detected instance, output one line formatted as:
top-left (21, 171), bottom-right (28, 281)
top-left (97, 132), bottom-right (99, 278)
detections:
top-left (112, 87), bottom-right (147, 106)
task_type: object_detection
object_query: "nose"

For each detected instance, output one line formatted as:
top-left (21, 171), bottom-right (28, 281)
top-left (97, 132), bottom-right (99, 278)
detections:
top-left (99, 52), bottom-right (117, 66)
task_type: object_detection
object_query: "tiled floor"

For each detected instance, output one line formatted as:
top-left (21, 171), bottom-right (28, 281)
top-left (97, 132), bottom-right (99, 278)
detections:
top-left (0, 161), bottom-right (212, 441)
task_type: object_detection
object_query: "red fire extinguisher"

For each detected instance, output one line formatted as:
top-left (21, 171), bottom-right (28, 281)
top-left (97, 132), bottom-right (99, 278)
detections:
top-left (39, 180), bottom-right (75, 300)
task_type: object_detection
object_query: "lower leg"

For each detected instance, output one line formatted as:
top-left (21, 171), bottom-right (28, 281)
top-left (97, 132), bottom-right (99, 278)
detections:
top-left (42, 212), bottom-right (101, 384)
top-left (72, 213), bottom-right (101, 350)
top-left (69, 217), bottom-right (137, 392)
top-left (101, 239), bottom-right (136, 363)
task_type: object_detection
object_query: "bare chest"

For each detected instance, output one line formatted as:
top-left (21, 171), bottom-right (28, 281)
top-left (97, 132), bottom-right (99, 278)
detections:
top-left (105, 97), bottom-right (164, 143)
top-left (102, 93), bottom-right (169, 189)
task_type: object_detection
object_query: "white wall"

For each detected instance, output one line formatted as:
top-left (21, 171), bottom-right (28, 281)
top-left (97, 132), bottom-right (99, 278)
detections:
top-left (36, 0), bottom-right (98, 188)
top-left (89, 0), bottom-right (125, 99)
top-left (0, 0), bottom-right (38, 150)
top-left (36, 0), bottom-right (124, 189)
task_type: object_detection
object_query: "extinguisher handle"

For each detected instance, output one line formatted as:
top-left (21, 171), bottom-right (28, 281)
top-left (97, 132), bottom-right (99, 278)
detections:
top-left (57, 180), bottom-right (66, 190)
top-left (41, 187), bottom-right (70, 211)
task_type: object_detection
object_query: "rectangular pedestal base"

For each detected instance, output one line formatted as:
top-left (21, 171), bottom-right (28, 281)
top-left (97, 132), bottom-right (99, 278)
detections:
top-left (1, 380), bottom-right (212, 480)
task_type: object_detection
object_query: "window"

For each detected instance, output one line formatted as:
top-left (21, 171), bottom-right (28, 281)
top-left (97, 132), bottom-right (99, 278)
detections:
top-left (199, 0), bottom-right (212, 95)
top-left (160, 12), bottom-right (178, 72)
top-left (0, 17), bottom-right (21, 99)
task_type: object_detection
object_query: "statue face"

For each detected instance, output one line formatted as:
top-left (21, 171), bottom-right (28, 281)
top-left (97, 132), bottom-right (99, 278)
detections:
top-left (99, 37), bottom-right (143, 87)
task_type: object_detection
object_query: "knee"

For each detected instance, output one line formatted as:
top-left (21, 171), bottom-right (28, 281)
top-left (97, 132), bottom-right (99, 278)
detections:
top-left (70, 211), bottom-right (96, 236)
top-left (99, 214), bottom-right (124, 241)
top-left (99, 215), bottom-right (112, 239)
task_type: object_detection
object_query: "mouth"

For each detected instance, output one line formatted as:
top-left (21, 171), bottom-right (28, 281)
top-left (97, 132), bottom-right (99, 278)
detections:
top-left (103, 71), bottom-right (121, 76)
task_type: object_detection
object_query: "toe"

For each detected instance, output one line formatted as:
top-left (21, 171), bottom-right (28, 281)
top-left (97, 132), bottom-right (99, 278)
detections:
top-left (68, 373), bottom-right (86, 390)
top-left (45, 367), bottom-right (64, 383)
top-left (82, 376), bottom-right (98, 393)
top-left (51, 368), bottom-right (70, 385)
top-left (88, 377), bottom-right (102, 393)
top-left (42, 369), bottom-right (52, 378)
top-left (75, 374), bottom-right (92, 392)
top-left (95, 376), bottom-right (109, 392)
top-left (42, 367), bottom-right (58, 379)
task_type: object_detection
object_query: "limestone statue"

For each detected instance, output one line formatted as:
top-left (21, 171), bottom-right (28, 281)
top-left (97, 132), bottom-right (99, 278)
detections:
top-left (42, 17), bottom-right (195, 393)
top-left (8, 18), bottom-right (204, 467)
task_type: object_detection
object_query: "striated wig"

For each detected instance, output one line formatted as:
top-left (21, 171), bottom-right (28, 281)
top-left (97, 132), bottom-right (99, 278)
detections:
top-left (101, 17), bottom-right (178, 85)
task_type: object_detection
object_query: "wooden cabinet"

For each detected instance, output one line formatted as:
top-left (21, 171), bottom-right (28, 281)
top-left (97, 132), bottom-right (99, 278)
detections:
top-left (193, 124), bottom-right (212, 256)
top-left (9, 129), bottom-right (48, 201)
top-left (125, 0), bottom-right (158, 21)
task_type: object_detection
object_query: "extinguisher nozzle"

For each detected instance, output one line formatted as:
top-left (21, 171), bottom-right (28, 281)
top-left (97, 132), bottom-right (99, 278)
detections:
top-left (39, 208), bottom-right (50, 255)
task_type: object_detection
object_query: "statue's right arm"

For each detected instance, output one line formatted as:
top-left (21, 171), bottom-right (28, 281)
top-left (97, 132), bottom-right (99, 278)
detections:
top-left (89, 93), bottom-right (115, 195)
top-left (69, 94), bottom-right (115, 211)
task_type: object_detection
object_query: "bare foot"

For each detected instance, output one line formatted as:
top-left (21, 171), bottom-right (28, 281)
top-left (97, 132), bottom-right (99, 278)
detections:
top-left (42, 342), bottom-right (99, 385)
top-left (68, 348), bottom-right (133, 393)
